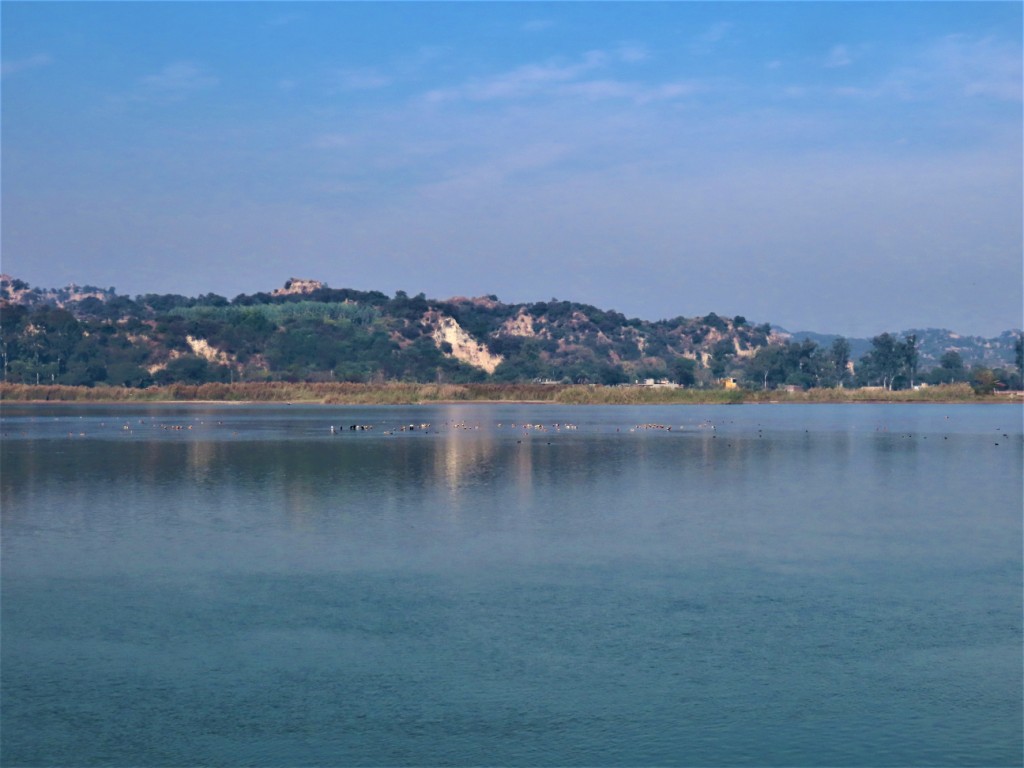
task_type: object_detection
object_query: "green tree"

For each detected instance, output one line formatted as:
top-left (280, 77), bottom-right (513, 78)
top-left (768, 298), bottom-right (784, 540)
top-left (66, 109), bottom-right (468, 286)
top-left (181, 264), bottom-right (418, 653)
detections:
top-left (1015, 333), bottom-right (1023, 389)
top-left (0, 304), bottom-right (27, 380)
top-left (702, 312), bottom-right (727, 331)
top-left (828, 337), bottom-right (851, 387)
top-left (744, 345), bottom-right (787, 390)
top-left (106, 361), bottom-right (151, 388)
top-left (927, 351), bottom-right (967, 384)
top-left (709, 338), bottom-right (735, 377)
top-left (784, 339), bottom-right (820, 389)
top-left (670, 356), bottom-right (697, 386)
top-left (858, 333), bottom-right (906, 390)
top-left (970, 366), bottom-right (998, 395)
top-left (37, 307), bottom-right (83, 378)
top-left (903, 333), bottom-right (919, 388)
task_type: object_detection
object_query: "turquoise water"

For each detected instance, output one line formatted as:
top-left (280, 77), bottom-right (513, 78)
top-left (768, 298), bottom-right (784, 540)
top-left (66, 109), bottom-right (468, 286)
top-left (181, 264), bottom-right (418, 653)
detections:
top-left (2, 403), bottom-right (1021, 766)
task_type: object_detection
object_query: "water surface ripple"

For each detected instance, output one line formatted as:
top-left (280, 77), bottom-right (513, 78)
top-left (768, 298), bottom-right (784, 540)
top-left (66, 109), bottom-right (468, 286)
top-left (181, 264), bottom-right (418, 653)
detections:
top-left (2, 403), bottom-right (1021, 766)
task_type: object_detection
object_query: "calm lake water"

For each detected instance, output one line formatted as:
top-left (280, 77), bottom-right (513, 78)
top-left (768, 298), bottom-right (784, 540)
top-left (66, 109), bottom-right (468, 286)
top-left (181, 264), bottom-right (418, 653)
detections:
top-left (2, 402), bottom-right (1021, 767)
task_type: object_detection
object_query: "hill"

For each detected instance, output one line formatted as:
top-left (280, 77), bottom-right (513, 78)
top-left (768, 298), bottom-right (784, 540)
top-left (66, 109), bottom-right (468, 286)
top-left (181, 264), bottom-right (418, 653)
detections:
top-left (1, 276), bottom-right (1019, 391)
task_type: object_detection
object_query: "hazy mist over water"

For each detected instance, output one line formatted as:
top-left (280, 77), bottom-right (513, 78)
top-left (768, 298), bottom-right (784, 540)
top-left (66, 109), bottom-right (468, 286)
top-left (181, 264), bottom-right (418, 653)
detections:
top-left (2, 403), bottom-right (1021, 766)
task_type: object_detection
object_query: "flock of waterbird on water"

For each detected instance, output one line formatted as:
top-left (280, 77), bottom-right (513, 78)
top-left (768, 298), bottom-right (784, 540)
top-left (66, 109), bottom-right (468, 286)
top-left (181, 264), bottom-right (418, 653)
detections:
top-left (326, 419), bottom-right (715, 437)
top-left (330, 420), bottom-right (586, 435)
top-left (59, 416), bottom-right (719, 439)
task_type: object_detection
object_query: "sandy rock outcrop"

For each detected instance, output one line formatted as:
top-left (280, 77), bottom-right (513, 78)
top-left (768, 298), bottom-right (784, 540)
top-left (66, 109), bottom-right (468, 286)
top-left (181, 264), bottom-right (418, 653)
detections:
top-left (272, 278), bottom-right (325, 297)
top-left (501, 311), bottom-right (538, 338)
top-left (186, 336), bottom-right (232, 366)
top-left (429, 314), bottom-right (504, 374)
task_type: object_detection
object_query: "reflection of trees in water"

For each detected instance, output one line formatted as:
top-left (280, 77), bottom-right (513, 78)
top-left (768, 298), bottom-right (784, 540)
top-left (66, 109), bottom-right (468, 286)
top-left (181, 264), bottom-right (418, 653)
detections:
top-left (186, 440), bottom-right (216, 483)
top-left (437, 430), bottom-right (495, 512)
top-left (0, 422), bottom-right (940, 539)
top-left (516, 439), bottom-right (533, 509)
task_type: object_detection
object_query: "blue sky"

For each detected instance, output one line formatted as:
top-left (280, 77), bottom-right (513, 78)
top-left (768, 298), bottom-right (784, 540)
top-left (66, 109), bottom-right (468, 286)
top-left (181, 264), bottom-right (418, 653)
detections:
top-left (2, 2), bottom-right (1021, 336)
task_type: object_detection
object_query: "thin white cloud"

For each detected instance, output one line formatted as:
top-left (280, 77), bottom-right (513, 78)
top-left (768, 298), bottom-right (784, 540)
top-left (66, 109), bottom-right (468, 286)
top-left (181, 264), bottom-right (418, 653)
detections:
top-left (931, 34), bottom-right (1022, 101)
top-left (424, 47), bottom-right (689, 105)
top-left (1, 53), bottom-right (52, 77)
top-left (419, 143), bottom-right (571, 197)
top-left (690, 22), bottom-right (732, 55)
top-left (430, 51), bottom-right (608, 102)
top-left (310, 49), bottom-right (446, 98)
top-left (825, 44), bottom-right (852, 68)
top-left (139, 62), bottom-right (218, 98)
top-left (809, 35), bottom-right (1019, 103)
top-left (311, 133), bottom-right (358, 150)
top-left (702, 21), bottom-right (732, 44)
top-left (831, 85), bottom-right (876, 99)
top-left (330, 67), bottom-right (392, 91)
top-left (559, 80), bottom-right (637, 101)
top-left (563, 79), bottom-right (702, 104)
top-left (616, 43), bottom-right (650, 64)
top-left (521, 19), bottom-right (554, 33)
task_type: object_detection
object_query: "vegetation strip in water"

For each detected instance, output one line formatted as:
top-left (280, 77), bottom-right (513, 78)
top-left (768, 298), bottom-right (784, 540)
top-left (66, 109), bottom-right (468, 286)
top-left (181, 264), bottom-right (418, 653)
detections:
top-left (0, 381), bottom-right (1014, 405)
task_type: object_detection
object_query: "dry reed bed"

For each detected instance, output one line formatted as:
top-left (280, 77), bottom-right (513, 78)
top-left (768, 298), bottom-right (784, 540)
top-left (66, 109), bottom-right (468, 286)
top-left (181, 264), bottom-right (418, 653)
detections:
top-left (0, 381), bottom-right (1005, 405)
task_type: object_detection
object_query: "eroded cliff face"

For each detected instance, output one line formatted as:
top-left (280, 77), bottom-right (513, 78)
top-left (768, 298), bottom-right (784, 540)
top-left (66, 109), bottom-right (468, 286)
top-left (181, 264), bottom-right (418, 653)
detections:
top-left (733, 338), bottom-right (757, 358)
top-left (145, 336), bottom-right (234, 374)
top-left (501, 311), bottom-right (537, 338)
top-left (186, 336), bottom-right (232, 365)
top-left (427, 314), bottom-right (504, 374)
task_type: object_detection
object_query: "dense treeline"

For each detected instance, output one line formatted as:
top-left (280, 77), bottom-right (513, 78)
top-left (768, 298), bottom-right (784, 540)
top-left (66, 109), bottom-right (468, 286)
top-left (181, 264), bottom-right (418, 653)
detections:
top-left (1, 278), bottom-right (1021, 393)
top-left (738, 332), bottom-right (1020, 392)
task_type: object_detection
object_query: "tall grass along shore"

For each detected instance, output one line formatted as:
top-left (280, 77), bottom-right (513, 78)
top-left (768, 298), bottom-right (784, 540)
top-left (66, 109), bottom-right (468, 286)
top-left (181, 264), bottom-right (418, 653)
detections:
top-left (1, 381), bottom-right (1014, 405)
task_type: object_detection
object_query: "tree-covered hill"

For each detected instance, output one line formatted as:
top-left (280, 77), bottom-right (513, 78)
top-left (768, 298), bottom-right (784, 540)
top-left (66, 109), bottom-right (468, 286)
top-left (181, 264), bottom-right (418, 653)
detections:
top-left (1, 275), bottom-right (1020, 392)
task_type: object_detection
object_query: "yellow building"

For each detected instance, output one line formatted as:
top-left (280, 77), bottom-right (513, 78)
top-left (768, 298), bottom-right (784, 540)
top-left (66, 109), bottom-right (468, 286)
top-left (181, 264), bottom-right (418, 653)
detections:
top-left (722, 377), bottom-right (738, 390)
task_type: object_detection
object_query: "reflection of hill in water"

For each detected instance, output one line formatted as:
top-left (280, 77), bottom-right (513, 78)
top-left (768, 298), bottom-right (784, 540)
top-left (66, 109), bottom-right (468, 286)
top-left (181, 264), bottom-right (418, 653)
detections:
top-left (2, 421), bottom-right (869, 536)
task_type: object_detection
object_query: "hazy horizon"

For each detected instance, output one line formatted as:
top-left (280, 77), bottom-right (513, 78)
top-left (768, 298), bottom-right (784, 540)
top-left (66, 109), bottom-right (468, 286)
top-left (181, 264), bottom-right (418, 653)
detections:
top-left (3, 2), bottom-right (1021, 337)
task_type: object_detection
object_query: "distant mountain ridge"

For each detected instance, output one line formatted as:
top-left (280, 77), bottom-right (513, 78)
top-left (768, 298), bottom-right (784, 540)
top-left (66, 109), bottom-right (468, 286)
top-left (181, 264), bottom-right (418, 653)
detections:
top-left (778, 327), bottom-right (1020, 370)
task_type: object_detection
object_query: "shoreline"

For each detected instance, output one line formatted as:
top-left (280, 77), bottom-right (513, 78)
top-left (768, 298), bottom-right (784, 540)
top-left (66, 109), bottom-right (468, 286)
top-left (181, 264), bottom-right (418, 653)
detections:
top-left (1, 382), bottom-right (1019, 406)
